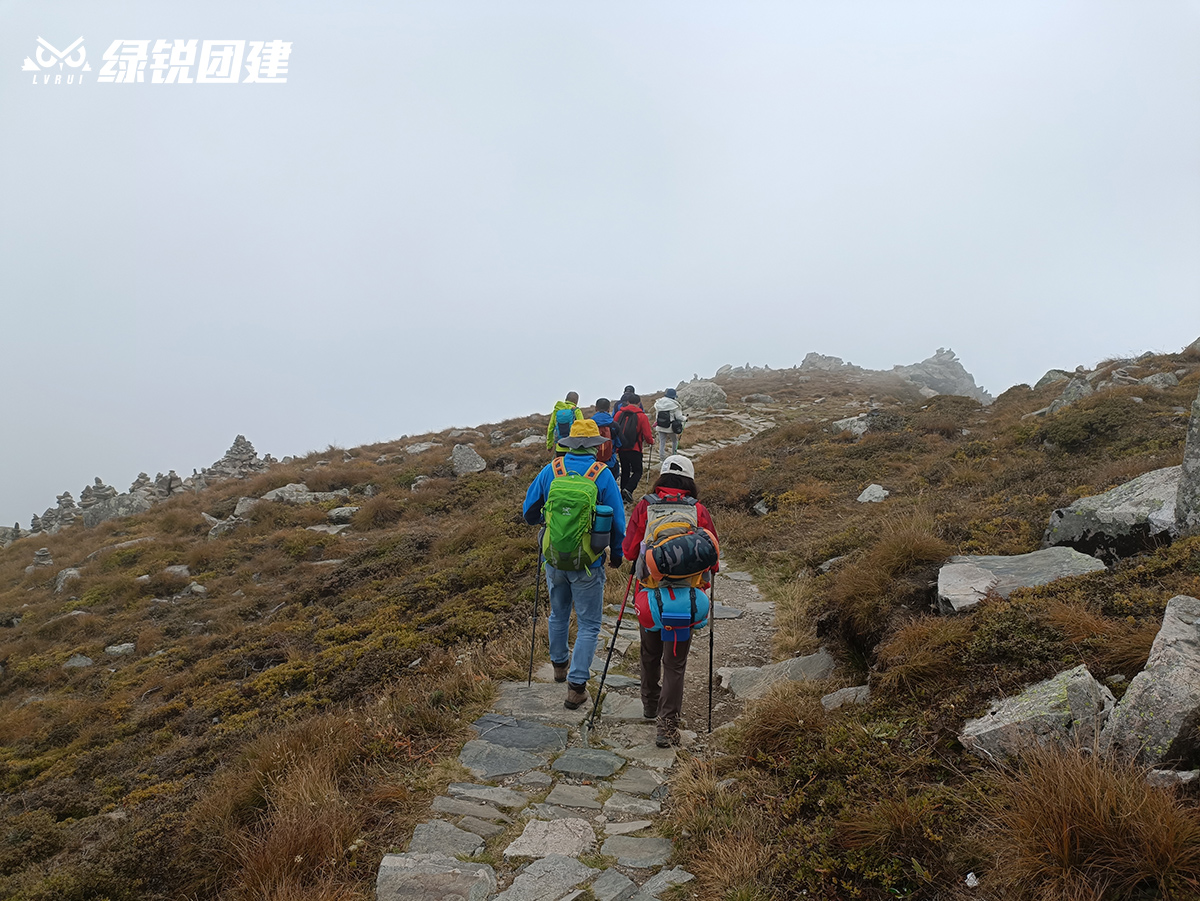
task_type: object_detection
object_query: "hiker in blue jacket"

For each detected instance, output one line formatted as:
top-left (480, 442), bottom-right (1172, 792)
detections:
top-left (523, 419), bottom-right (627, 710)
top-left (589, 397), bottom-right (621, 485)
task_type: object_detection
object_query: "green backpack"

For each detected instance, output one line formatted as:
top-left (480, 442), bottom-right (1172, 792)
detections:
top-left (542, 457), bottom-right (606, 571)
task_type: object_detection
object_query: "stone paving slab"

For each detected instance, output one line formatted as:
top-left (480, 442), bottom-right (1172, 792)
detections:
top-left (493, 854), bottom-right (599, 901)
top-left (472, 713), bottom-right (569, 752)
top-left (721, 571), bottom-right (755, 582)
top-left (718, 649), bottom-right (836, 700)
top-left (621, 743), bottom-right (676, 770)
top-left (746, 601), bottom-right (775, 615)
top-left (611, 767), bottom-right (662, 797)
top-left (504, 818), bottom-right (596, 859)
top-left (552, 747), bottom-right (626, 778)
top-left (530, 803), bottom-right (590, 821)
top-left (604, 674), bottom-right (641, 688)
top-left (545, 783), bottom-right (601, 809)
top-left (591, 868), bottom-right (638, 901)
top-left (376, 852), bottom-right (496, 901)
top-left (447, 782), bottom-right (530, 808)
top-left (458, 815), bottom-right (506, 838)
top-left (516, 771), bottom-right (554, 789)
top-left (603, 819), bottom-right (653, 836)
top-left (603, 792), bottom-right (661, 816)
top-left (712, 603), bottom-right (744, 619)
top-left (599, 695), bottom-right (648, 722)
top-left (600, 835), bottom-right (674, 868)
top-left (408, 819), bottom-right (484, 857)
top-left (496, 682), bottom-right (590, 723)
top-left (431, 795), bottom-right (512, 822)
top-left (459, 740), bottom-right (545, 780)
top-left (636, 867), bottom-right (695, 898)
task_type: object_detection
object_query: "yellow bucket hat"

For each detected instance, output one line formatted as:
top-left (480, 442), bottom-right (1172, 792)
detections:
top-left (559, 418), bottom-right (606, 449)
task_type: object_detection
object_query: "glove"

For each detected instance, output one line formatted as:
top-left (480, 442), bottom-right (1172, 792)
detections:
top-left (608, 552), bottom-right (624, 570)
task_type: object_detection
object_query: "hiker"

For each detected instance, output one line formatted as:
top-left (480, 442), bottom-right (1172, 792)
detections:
top-left (653, 388), bottom-right (686, 458)
top-left (613, 393), bottom-right (653, 502)
top-left (546, 391), bottom-right (584, 455)
top-left (588, 398), bottom-right (620, 484)
top-left (613, 385), bottom-right (636, 415)
top-left (524, 419), bottom-right (627, 710)
top-left (622, 454), bottom-right (719, 747)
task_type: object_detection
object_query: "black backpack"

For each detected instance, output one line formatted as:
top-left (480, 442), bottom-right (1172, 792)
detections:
top-left (615, 408), bottom-right (640, 449)
top-left (656, 409), bottom-right (673, 429)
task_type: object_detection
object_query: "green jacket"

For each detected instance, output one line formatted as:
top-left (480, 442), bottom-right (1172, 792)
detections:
top-left (546, 401), bottom-right (584, 451)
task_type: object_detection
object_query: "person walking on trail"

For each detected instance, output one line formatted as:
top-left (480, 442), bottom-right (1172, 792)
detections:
top-left (653, 388), bottom-right (686, 458)
top-left (614, 385), bottom-right (636, 415)
top-left (622, 454), bottom-right (719, 747)
top-left (613, 394), bottom-right (653, 503)
top-left (547, 391), bottom-right (585, 454)
top-left (588, 398), bottom-right (621, 485)
top-left (524, 419), bottom-right (627, 710)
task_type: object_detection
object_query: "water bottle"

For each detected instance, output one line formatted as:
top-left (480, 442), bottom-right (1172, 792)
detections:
top-left (591, 505), bottom-right (613, 552)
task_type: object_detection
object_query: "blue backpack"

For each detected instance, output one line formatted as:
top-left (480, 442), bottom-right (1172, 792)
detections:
top-left (636, 583), bottom-right (711, 647)
top-left (555, 407), bottom-right (577, 441)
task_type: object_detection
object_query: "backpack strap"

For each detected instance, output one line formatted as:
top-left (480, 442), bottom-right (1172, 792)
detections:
top-left (552, 457), bottom-right (567, 478)
top-left (584, 461), bottom-right (605, 482)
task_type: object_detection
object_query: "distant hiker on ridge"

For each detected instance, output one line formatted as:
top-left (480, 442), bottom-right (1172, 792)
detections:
top-left (653, 388), bottom-right (686, 458)
top-left (524, 419), bottom-right (627, 710)
top-left (547, 391), bottom-right (584, 455)
top-left (613, 394), bottom-right (653, 503)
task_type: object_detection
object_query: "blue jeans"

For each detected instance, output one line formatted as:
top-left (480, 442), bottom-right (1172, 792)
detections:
top-left (544, 562), bottom-right (606, 685)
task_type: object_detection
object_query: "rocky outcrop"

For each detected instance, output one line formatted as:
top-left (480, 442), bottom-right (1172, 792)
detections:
top-left (202, 435), bottom-right (273, 481)
top-left (676, 380), bottom-right (728, 410)
top-left (1046, 378), bottom-right (1094, 415)
top-left (937, 547), bottom-right (1106, 614)
top-left (800, 352), bottom-right (860, 373)
top-left (1178, 386), bottom-right (1200, 535)
top-left (1045, 466), bottom-right (1180, 560)
top-left (717, 649), bottom-right (836, 700)
top-left (1101, 595), bottom-right (1200, 766)
top-left (960, 665), bottom-right (1114, 763)
top-left (893, 348), bottom-right (992, 404)
top-left (1035, 369), bottom-right (1072, 390)
top-left (34, 493), bottom-right (79, 534)
top-left (261, 483), bottom-right (350, 504)
top-left (81, 491), bottom-right (156, 529)
top-left (452, 445), bottom-right (487, 476)
top-left (78, 478), bottom-right (118, 509)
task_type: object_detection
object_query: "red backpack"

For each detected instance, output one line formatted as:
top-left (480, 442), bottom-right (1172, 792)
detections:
top-left (595, 422), bottom-right (614, 463)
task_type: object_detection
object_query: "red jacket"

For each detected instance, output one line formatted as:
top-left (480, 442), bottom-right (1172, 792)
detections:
top-left (623, 487), bottom-right (720, 572)
top-left (614, 406), bottom-right (654, 453)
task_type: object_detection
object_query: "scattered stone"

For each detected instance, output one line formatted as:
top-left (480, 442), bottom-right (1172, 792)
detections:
top-left (327, 506), bottom-right (359, 524)
top-left (447, 783), bottom-right (530, 809)
top-left (822, 685), bottom-right (870, 710)
top-left (711, 603), bottom-right (743, 620)
top-left (741, 394), bottom-right (775, 404)
top-left (552, 748), bottom-right (625, 779)
top-left (62, 654), bottom-right (94, 669)
top-left (503, 819), bottom-right (595, 859)
top-left (719, 649), bottom-right (836, 700)
top-left (184, 582), bottom-right (208, 597)
top-left (261, 483), bottom-right (350, 504)
top-left (1101, 596), bottom-right (1200, 765)
top-left (471, 713), bottom-right (569, 752)
top-left (937, 547), bottom-right (1106, 614)
top-left (832, 413), bottom-right (870, 438)
top-left (407, 819), bottom-right (484, 857)
top-left (751, 500), bottom-right (769, 516)
top-left (406, 442), bottom-right (443, 455)
top-left (612, 768), bottom-right (662, 797)
top-left (306, 524), bottom-right (350, 535)
top-left (1142, 372), bottom-right (1180, 390)
top-left (163, 564), bottom-right (191, 579)
top-left (746, 601), bottom-right (776, 615)
top-left (600, 835), bottom-right (673, 868)
top-left (513, 435), bottom-right (544, 448)
top-left (494, 854), bottom-right (598, 899)
top-left (676, 380), bottom-right (727, 410)
top-left (545, 783), bottom-right (601, 809)
top-left (603, 793), bottom-right (660, 817)
top-left (54, 568), bottom-right (81, 593)
top-left (1178, 387), bottom-right (1200, 534)
top-left (638, 866), bottom-right (695, 897)
top-left (960, 665), bottom-right (1114, 763)
top-left (590, 868), bottom-right (638, 901)
top-left (604, 819), bottom-right (653, 837)
top-left (452, 444), bottom-right (488, 476)
top-left (458, 816), bottom-right (505, 838)
top-left (431, 795), bottom-right (511, 822)
top-left (459, 740), bottom-right (544, 780)
top-left (1045, 466), bottom-right (1181, 559)
top-left (857, 484), bottom-right (889, 503)
top-left (376, 852), bottom-right (496, 901)
top-left (105, 643), bottom-right (136, 656)
top-left (1147, 769), bottom-right (1200, 788)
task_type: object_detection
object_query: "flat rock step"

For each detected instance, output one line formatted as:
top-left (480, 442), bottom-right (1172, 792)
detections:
top-left (459, 739), bottom-right (545, 780)
top-left (504, 818), bottom-right (595, 859)
top-left (472, 713), bottom-right (569, 752)
top-left (447, 782), bottom-right (531, 808)
top-left (601, 835), bottom-right (674, 868)
top-left (407, 819), bottom-right (484, 857)
top-left (495, 682), bottom-right (591, 723)
top-left (376, 852), bottom-right (496, 901)
top-left (552, 747), bottom-right (626, 778)
top-left (545, 783), bottom-right (601, 809)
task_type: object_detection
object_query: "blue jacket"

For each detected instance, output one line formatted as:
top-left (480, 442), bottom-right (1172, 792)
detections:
top-left (589, 411), bottom-right (620, 448)
top-left (523, 452), bottom-right (627, 567)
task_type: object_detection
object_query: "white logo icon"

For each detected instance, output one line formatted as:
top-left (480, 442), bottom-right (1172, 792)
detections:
top-left (22, 36), bottom-right (91, 84)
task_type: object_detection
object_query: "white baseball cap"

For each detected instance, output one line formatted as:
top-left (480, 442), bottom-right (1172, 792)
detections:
top-left (659, 454), bottom-right (695, 480)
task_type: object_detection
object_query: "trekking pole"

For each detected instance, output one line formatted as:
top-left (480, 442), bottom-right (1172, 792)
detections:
top-left (527, 531), bottom-right (544, 687)
top-left (708, 567), bottom-right (716, 733)
top-left (586, 570), bottom-right (636, 731)
top-left (643, 440), bottom-right (654, 487)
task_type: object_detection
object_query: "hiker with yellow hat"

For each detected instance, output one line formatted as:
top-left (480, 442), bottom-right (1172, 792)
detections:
top-left (523, 419), bottom-right (627, 710)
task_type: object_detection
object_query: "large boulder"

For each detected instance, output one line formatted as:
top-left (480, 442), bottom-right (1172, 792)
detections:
top-left (1177, 387), bottom-right (1200, 535)
top-left (80, 491), bottom-right (156, 528)
top-left (451, 444), bottom-right (487, 476)
top-left (677, 380), bottom-right (728, 410)
top-left (261, 483), bottom-right (350, 504)
top-left (1045, 466), bottom-right (1180, 560)
top-left (1047, 377), bottom-right (1094, 414)
top-left (937, 547), bottom-right (1106, 614)
top-left (960, 665), bottom-right (1114, 763)
top-left (892, 348), bottom-right (992, 404)
top-left (1034, 369), bottom-right (1072, 390)
top-left (1101, 595), bottom-right (1200, 766)
top-left (718, 649), bottom-right (836, 700)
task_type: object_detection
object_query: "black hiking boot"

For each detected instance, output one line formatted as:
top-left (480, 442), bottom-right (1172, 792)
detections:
top-left (564, 682), bottom-right (588, 710)
top-left (642, 700), bottom-right (658, 721)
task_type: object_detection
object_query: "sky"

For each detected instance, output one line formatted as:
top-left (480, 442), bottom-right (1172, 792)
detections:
top-left (2, 1), bottom-right (1199, 524)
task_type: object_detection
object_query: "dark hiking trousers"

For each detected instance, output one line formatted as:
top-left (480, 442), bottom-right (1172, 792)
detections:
top-left (618, 449), bottom-right (643, 495)
top-left (640, 626), bottom-right (691, 724)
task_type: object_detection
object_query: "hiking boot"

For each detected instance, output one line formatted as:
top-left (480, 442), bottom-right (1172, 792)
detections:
top-left (564, 682), bottom-right (588, 710)
top-left (621, 488), bottom-right (634, 504)
top-left (551, 660), bottom-right (569, 683)
top-left (642, 700), bottom-right (658, 721)
top-left (655, 717), bottom-right (679, 748)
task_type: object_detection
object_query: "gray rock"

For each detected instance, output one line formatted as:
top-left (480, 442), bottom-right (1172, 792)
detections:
top-left (431, 795), bottom-right (512, 822)
top-left (1142, 372), bottom-right (1180, 390)
top-left (406, 441), bottom-right (443, 455)
top-left (494, 854), bottom-right (599, 899)
top-left (638, 867), bottom-right (695, 897)
top-left (62, 654), bottom-right (93, 669)
top-left (591, 868), bottom-right (638, 901)
top-left (54, 568), bottom-right (81, 593)
top-left (458, 816), bottom-right (505, 838)
top-left (603, 793), bottom-right (660, 817)
top-left (494, 682), bottom-right (590, 723)
top-left (677, 380), bottom-right (727, 410)
top-left (596, 695), bottom-right (646, 722)
top-left (817, 555), bottom-right (847, 574)
top-left (80, 491), bottom-right (155, 528)
top-left (163, 564), bottom-right (191, 578)
top-left (1147, 769), bottom-right (1200, 788)
top-left (1047, 377), bottom-right (1094, 414)
top-left (751, 500), bottom-right (769, 516)
top-left (960, 665), bottom-right (1114, 763)
top-left (741, 394), bottom-right (774, 404)
top-left (513, 435), bottom-right (544, 448)
top-left (327, 506), bottom-right (359, 524)
top-left (376, 852), bottom-right (496, 901)
top-left (104, 643), bottom-right (136, 656)
top-left (1035, 369), bottom-right (1072, 390)
top-left (604, 674), bottom-right (640, 688)
top-left (857, 484), bottom-right (889, 503)
top-left (452, 444), bottom-right (487, 476)
top-left (893, 348), bottom-right (992, 404)
top-left (459, 740), bottom-right (544, 780)
top-left (712, 603), bottom-right (743, 620)
top-left (1178, 388), bottom-right (1200, 534)
top-left (600, 835), bottom-right (673, 868)
top-left (937, 547), bottom-right (1106, 614)
top-left (407, 819), bottom-right (484, 857)
top-left (611, 768), bottom-right (662, 797)
top-left (832, 414), bottom-right (870, 438)
top-left (516, 771), bottom-right (554, 789)
top-left (719, 649), bottom-right (836, 700)
top-left (32, 548), bottom-right (53, 566)
top-left (233, 497), bottom-right (263, 517)
top-left (545, 783), bottom-right (601, 809)
top-left (447, 783), bottom-right (529, 809)
top-left (552, 748), bottom-right (625, 779)
top-left (207, 516), bottom-right (245, 539)
top-left (1046, 466), bottom-right (1181, 559)
top-left (503, 820), bottom-right (596, 860)
top-left (202, 435), bottom-right (273, 483)
top-left (529, 803), bottom-right (587, 821)
top-left (821, 685), bottom-right (870, 710)
top-left (604, 820), bottom-right (653, 836)
top-left (471, 713), bottom-right (569, 752)
top-left (1101, 596), bottom-right (1200, 765)
top-left (620, 743), bottom-right (676, 770)
top-left (261, 483), bottom-right (350, 504)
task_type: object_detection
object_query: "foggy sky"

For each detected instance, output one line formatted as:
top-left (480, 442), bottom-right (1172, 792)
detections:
top-left (2, 1), bottom-right (1199, 524)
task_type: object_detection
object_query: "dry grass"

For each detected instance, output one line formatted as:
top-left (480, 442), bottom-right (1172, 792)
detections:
top-left (771, 574), bottom-right (822, 660)
top-left (1043, 601), bottom-right (1159, 676)
top-left (875, 615), bottom-right (973, 695)
top-left (986, 745), bottom-right (1200, 900)
top-left (350, 495), bottom-right (403, 530)
top-left (725, 681), bottom-right (828, 760)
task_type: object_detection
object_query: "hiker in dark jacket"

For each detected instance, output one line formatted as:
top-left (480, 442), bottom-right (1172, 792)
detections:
top-left (588, 398), bottom-right (620, 484)
top-left (622, 454), bottom-right (718, 747)
top-left (613, 394), bottom-right (653, 501)
top-left (614, 385), bottom-right (636, 414)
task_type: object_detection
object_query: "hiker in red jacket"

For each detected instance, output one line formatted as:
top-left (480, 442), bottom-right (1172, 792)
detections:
top-left (613, 394), bottom-right (653, 502)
